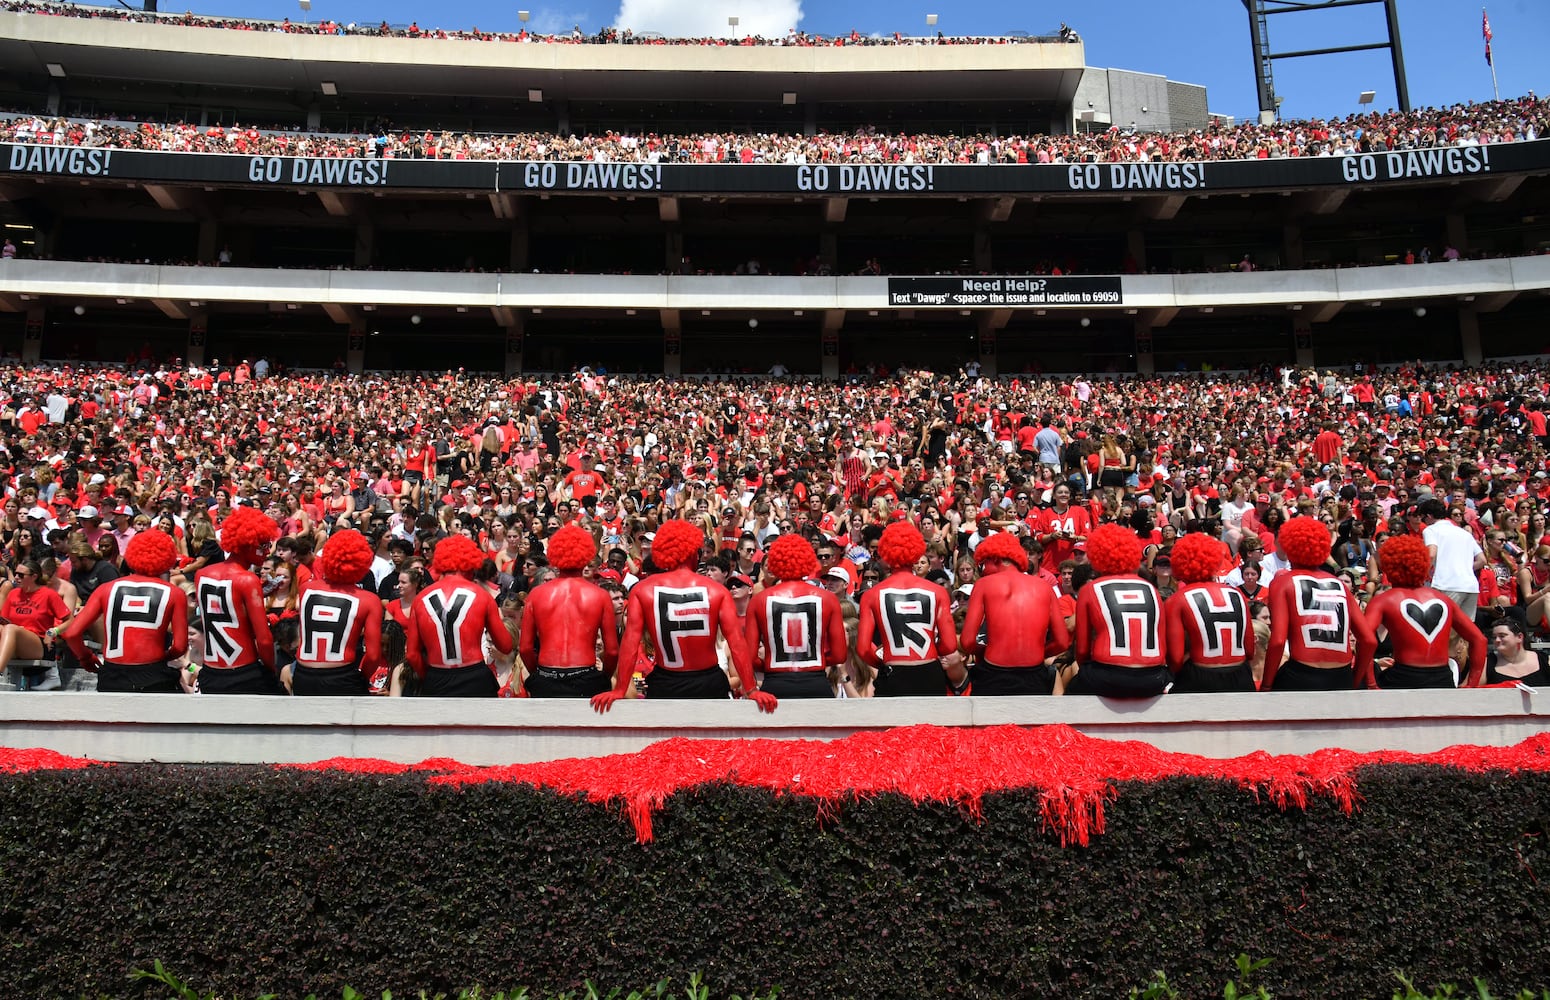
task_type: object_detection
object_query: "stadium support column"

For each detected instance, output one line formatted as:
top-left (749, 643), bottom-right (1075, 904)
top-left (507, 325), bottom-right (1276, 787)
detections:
top-left (1126, 230), bottom-right (1147, 273)
top-left (1292, 318), bottom-right (1315, 368)
top-left (354, 223), bottom-right (375, 268)
top-left (22, 307), bottom-right (43, 364)
top-left (187, 312), bottom-right (207, 367)
top-left (1282, 224), bottom-right (1304, 268)
top-left (1133, 315), bottom-right (1155, 376)
top-left (1458, 306), bottom-right (1483, 367)
top-left (197, 219), bottom-right (218, 264)
top-left (347, 324), bottom-right (366, 374)
top-left (501, 314), bottom-right (525, 376)
top-left (662, 309), bottom-right (682, 377)
top-left (973, 229), bottom-right (992, 272)
top-left (978, 310), bottom-right (1010, 378)
top-left (1446, 213), bottom-right (1468, 255)
top-left (821, 310), bottom-right (843, 381)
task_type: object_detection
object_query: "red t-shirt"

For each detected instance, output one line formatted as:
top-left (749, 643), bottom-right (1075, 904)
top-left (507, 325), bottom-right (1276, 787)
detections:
top-left (2, 585), bottom-right (68, 636)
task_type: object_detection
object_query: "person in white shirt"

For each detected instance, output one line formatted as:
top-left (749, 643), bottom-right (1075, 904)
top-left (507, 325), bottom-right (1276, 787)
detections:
top-left (1417, 498), bottom-right (1484, 619)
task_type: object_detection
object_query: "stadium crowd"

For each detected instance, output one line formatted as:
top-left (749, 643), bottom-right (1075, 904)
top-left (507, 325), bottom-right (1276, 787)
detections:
top-left (0, 0), bottom-right (1068, 45)
top-left (0, 356), bottom-right (1545, 697)
top-left (1, 96), bottom-right (1544, 166)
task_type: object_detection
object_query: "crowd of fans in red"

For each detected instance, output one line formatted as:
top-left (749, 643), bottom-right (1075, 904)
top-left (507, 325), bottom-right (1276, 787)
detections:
top-left (3, 95), bottom-right (1543, 166)
top-left (0, 357), bottom-right (1545, 696)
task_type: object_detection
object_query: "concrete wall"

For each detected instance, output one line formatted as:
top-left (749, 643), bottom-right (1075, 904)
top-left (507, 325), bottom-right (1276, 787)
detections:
top-left (1165, 80), bottom-right (1210, 132)
top-left (1104, 68), bottom-right (1171, 133)
top-left (1, 690), bottom-right (1546, 764)
top-left (3, 256), bottom-right (1546, 314)
top-left (0, 13), bottom-right (1086, 78)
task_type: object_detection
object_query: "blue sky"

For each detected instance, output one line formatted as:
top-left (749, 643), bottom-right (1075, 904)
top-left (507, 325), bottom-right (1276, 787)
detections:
top-left (208, 0), bottom-right (1546, 123)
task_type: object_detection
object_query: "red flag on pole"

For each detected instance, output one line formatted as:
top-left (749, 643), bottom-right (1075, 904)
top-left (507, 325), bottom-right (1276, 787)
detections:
top-left (1483, 9), bottom-right (1493, 65)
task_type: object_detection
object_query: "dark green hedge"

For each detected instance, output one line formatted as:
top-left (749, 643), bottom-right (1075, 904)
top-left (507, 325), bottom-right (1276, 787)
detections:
top-left (1, 765), bottom-right (1549, 999)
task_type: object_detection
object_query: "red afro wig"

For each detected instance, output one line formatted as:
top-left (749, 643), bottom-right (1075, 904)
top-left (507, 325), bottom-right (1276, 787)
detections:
top-left (431, 534), bottom-right (485, 577)
top-left (1086, 523), bottom-right (1143, 577)
top-left (973, 531), bottom-right (1029, 572)
top-left (219, 505), bottom-right (280, 554)
top-left (764, 534), bottom-right (818, 581)
top-left (1169, 532), bottom-right (1228, 584)
top-left (123, 529), bottom-right (178, 577)
top-left (876, 522), bottom-right (926, 570)
top-left (650, 519), bottom-right (704, 571)
top-left (318, 529), bottom-right (374, 585)
top-left (545, 524), bottom-right (597, 572)
top-left (1278, 516), bottom-right (1332, 569)
top-left (1379, 534), bottom-right (1431, 588)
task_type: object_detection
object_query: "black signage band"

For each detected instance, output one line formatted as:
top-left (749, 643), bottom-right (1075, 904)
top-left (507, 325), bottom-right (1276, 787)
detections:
top-left (3, 139), bottom-right (1542, 196)
top-left (888, 276), bottom-right (1122, 307)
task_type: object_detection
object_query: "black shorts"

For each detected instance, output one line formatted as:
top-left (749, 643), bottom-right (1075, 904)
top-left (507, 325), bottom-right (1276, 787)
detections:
top-left (420, 663), bottom-right (498, 698)
top-left (1065, 661), bottom-right (1171, 699)
top-left (873, 660), bottom-right (948, 697)
top-left (197, 661), bottom-right (280, 695)
top-left (1271, 660), bottom-right (1355, 692)
top-left (404, 470), bottom-right (424, 485)
top-left (970, 660), bottom-right (1056, 696)
top-left (526, 665), bottom-right (611, 699)
top-left (646, 666), bottom-right (732, 700)
top-left (1377, 662), bottom-right (1456, 690)
top-left (293, 663), bottom-right (368, 697)
top-left (97, 661), bottom-right (181, 694)
top-left (760, 670), bottom-right (833, 699)
top-left (1099, 469), bottom-right (1127, 488)
top-left (1171, 661), bottom-right (1255, 694)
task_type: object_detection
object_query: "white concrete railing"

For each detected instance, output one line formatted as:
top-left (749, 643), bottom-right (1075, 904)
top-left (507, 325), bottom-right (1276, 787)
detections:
top-left (1, 688), bottom-right (1545, 765)
top-left (2, 256), bottom-right (1546, 313)
top-left (0, 12), bottom-right (1085, 77)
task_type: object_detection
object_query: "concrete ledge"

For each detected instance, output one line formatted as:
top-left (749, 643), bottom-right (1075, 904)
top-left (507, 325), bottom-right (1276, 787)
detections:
top-left (1, 689), bottom-right (1546, 765)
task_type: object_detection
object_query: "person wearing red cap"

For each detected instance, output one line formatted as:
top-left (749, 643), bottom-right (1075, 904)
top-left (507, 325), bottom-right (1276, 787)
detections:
top-left (1067, 523), bottom-right (1170, 698)
top-left (519, 525), bottom-right (617, 698)
top-left (857, 521), bottom-right (965, 696)
top-left (591, 518), bottom-right (775, 713)
top-left (65, 529), bottom-right (188, 693)
top-left (1363, 535), bottom-right (1486, 689)
top-left (292, 529), bottom-right (383, 696)
top-left (1263, 517), bottom-right (1377, 691)
top-left (406, 534), bottom-right (513, 697)
top-left (959, 531), bottom-right (1069, 695)
top-left (189, 505), bottom-right (280, 694)
top-left (1164, 532), bottom-right (1256, 693)
top-left (744, 535), bottom-right (846, 699)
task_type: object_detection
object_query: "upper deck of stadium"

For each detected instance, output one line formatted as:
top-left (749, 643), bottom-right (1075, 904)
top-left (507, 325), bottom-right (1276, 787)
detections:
top-left (0, 2), bottom-right (1108, 136)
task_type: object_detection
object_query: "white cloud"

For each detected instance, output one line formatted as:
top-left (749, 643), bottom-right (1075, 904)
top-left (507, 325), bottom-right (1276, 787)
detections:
top-left (610, 0), bottom-right (801, 38)
top-left (531, 8), bottom-right (592, 35)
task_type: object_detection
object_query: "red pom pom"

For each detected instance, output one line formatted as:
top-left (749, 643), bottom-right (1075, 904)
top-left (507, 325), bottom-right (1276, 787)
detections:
top-left (876, 522), bottom-right (926, 571)
top-left (1278, 516), bottom-right (1332, 569)
top-left (124, 529), bottom-right (178, 577)
top-left (1086, 523), bottom-right (1143, 577)
top-left (545, 525), bottom-right (597, 571)
top-left (318, 529), bottom-right (374, 585)
top-left (1379, 534), bottom-right (1431, 588)
top-left (219, 506), bottom-right (280, 554)
top-left (1169, 532), bottom-right (1227, 584)
top-left (973, 532), bottom-right (1028, 572)
top-left (650, 519), bottom-right (704, 571)
top-left (431, 534), bottom-right (485, 577)
top-left (764, 534), bottom-right (818, 581)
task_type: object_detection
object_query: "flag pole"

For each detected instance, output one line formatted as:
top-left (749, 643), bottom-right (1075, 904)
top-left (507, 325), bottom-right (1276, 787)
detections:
top-left (1484, 8), bottom-right (1500, 101)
